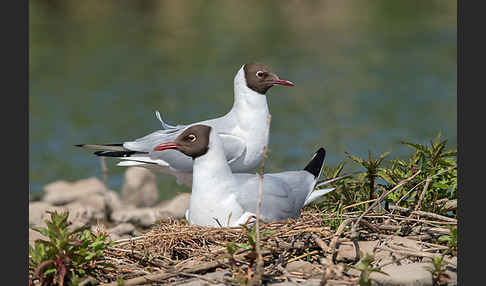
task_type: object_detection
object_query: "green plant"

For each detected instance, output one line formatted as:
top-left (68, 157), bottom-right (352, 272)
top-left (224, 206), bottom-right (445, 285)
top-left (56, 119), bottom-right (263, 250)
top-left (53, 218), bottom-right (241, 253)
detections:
top-left (29, 211), bottom-right (115, 286)
top-left (425, 255), bottom-right (450, 286)
top-left (438, 225), bottom-right (457, 256)
top-left (225, 224), bottom-right (275, 262)
top-left (351, 252), bottom-right (388, 286)
top-left (346, 150), bottom-right (390, 201)
top-left (318, 161), bottom-right (368, 212)
top-left (225, 225), bottom-right (275, 285)
top-left (322, 202), bottom-right (344, 232)
top-left (379, 133), bottom-right (457, 213)
top-left (316, 133), bottom-right (457, 218)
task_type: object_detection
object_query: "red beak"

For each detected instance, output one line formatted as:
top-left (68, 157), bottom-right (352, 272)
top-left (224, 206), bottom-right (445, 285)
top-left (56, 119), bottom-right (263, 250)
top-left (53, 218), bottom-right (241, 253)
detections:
top-left (153, 142), bottom-right (178, 151)
top-left (272, 78), bottom-right (295, 86)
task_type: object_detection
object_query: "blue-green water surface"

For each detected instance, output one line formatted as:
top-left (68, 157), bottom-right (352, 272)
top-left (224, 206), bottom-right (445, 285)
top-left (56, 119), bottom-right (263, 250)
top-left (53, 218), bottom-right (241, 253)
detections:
top-left (29, 1), bottom-right (457, 201)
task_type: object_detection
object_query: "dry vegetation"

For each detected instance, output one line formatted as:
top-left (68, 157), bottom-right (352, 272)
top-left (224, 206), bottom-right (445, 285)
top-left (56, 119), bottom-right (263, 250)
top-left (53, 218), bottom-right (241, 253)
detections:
top-left (86, 204), bottom-right (456, 285)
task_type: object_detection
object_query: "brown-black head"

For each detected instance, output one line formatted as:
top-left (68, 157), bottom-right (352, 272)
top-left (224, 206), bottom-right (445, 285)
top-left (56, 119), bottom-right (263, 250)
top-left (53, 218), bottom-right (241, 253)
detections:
top-left (243, 62), bottom-right (294, 94)
top-left (153, 125), bottom-right (211, 159)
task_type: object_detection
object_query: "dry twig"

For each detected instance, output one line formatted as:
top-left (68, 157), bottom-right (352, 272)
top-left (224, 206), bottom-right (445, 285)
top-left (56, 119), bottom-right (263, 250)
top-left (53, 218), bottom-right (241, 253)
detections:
top-left (350, 170), bottom-right (422, 237)
top-left (248, 114), bottom-right (271, 286)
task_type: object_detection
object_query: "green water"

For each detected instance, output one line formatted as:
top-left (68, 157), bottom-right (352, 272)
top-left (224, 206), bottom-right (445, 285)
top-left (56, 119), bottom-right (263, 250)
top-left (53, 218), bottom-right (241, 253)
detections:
top-left (29, 0), bottom-right (457, 201)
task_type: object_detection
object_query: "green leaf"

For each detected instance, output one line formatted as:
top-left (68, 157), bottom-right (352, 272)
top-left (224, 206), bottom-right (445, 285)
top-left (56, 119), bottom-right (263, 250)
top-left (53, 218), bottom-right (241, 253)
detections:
top-left (433, 182), bottom-right (451, 190)
top-left (44, 268), bottom-right (57, 276)
top-left (377, 151), bottom-right (391, 163)
top-left (235, 243), bottom-right (251, 250)
top-left (400, 141), bottom-right (425, 151)
top-left (438, 235), bottom-right (451, 243)
top-left (261, 230), bottom-right (276, 237)
top-left (442, 150), bottom-right (457, 157)
top-left (377, 170), bottom-right (396, 185)
top-left (333, 162), bottom-right (345, 178)
top-left (89, 240), bottom-right (106, 249)
top-left (30, 225), bottom-right (51, 238)
top-left (345, 152), bottom-right (366, 165)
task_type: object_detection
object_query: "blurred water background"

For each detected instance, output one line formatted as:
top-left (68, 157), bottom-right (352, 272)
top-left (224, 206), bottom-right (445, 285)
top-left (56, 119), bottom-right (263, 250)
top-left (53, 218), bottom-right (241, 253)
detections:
top-left (29, 0), bottom-right (456, 201)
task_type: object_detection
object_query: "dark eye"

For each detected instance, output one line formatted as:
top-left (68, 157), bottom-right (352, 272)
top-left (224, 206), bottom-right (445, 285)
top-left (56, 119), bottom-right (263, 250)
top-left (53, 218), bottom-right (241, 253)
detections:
top-left (256, 71), bottom-right (264, 78)
top-left (187, 134), bottom-right (196, 142)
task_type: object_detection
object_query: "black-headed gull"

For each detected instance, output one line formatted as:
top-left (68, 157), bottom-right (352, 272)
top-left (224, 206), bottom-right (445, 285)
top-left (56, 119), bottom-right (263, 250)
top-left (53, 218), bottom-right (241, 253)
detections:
top-left (153, 124), bottom-right (336, 227)
top-left (77, 63), bottom-right (294, 186)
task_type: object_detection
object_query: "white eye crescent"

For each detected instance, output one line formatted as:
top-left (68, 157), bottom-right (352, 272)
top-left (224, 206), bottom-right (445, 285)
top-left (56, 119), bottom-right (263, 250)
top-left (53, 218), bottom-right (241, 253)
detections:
top-left (187, 134), bottom-right (196, 142)
top-left (256, 71), bottom-right (264, 78)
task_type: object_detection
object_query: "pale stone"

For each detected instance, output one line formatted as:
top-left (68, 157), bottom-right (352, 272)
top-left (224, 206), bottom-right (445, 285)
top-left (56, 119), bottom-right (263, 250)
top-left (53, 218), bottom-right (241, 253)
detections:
top-left (156, 193), bottom-right (191, 218)
top-left (335, 240), bottom-right (380, 262)
top-left (77, 193), bottom-right (106, 220)
top-left (177, 270), bottom-right (231, 286)
top-left (111, 208), bottom-right (161, 228)
top-left (29, 228), bottom-right (47, 246)
top-left (29, 202), bottom-right (95, 230)
top-left (43, 177), bottom-right (107, 205)
top-left (121, 167), bottom-right (159, 207)
top-left (336, 237), bottom-right (421, 266)
top-left (370, 262), bottom-right (433, 286)
top-left (29, 201), bottom-right (53, 226)
top-left (270, 279), bottom-right (321, 286)
top-left (286, 260), bottom-right (320, 275)
top-left (105, 190), bottom-right (124, 213)
top-left (108, 223), bottom-right (136, 237)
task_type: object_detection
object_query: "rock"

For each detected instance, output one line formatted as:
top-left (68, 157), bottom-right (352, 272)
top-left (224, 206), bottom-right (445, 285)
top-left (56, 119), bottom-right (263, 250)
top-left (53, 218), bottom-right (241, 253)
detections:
top-left (270, 279), bottom-right (322, 286)
top-left (388, 236), bottom-right (421, 251)
top-left (29, 201), bottom-right (53, 226)
top-left (285, 260), bottom-right (321, 276)
top-left (105, 190), bottom-right (125, 213)
top-left (370, 262), bottom-right (433, 286)
top-left (106, 223), bottom-right (136, 241)
top-left (336, 237), bottom-right (421, 266)
top-left (156, 193), bottom-right (191, 218)
top-left (30, 202), bottom-right (95, 229)
top-left (111, 208), bottom-right (163, 228)
top-left (43, 177), bottom-right (107, 205)
top-left (108, 223), bottom-right (135, 237)
top-left (177, 270), bottom-right (231, 286)
top-left (77, 193), bottom-right (106, 220)
top-left (29, 228), bottom-right (46, 246)
top-left (53, 203), bottom-right (96, 229)
top-left (444, 199), bottom-right (457, 211)
top-left (335, 240), bottom-right (380, 262)
top-left (121, 167), bottom-right (159, 207)
top-left (443, 267), bottom-right (457, 286)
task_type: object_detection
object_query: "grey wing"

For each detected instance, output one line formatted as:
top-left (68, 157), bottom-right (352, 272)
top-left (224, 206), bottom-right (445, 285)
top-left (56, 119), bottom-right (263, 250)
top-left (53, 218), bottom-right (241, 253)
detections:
top-left (265, 171), bottom-right (316, 208)
top-left (122, 114), bottom-right (246, 172)
top-left (199, 114), bottom-right (246, 165)
top-left (121, 123), bottom-right (196, 171)
top-left (235, 175), bottom-right (298, 222)
top-left (218, 133), bottom-right (246, 165)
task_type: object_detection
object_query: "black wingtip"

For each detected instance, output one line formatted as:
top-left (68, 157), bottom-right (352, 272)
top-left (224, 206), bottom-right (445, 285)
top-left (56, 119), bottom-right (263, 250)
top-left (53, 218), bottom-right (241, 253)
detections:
top-left (75, 144), bottom-right (84, 147)
top-left (304, 148), bottom-right (326, 178)
top-left (94, 150), bottom-right (138, 157)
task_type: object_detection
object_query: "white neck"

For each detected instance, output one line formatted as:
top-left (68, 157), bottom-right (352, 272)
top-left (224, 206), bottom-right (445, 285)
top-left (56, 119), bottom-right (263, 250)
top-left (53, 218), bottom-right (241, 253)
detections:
top-left (192, 130), bottom-right (235, 192)
top-left (230, 66), bottom-right (269, 118)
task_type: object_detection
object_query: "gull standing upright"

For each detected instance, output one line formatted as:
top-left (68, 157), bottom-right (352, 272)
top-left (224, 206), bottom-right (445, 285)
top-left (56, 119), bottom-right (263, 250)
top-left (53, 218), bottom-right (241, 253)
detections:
top-left (77, 63), bottom-right (294, 186)
top-left (153, 124), bottom-right (337, 227)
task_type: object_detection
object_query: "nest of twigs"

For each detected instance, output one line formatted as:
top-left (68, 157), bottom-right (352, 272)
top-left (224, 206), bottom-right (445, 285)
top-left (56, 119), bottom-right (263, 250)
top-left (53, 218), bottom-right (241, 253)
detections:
top-left (91, 204), bottom-right (457, 286)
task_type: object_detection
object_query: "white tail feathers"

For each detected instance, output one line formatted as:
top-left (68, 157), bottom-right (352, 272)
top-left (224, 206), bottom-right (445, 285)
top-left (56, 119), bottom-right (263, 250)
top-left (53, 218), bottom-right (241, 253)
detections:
top-left (304, 188), bottom-right (335, 206)
top-left (314, 174), bottom-right (354, 189)
top-left (117, 161), bottom-right (149, 167)
top-left (117, 156), bottom-right (170, 166)
top-left (302, 173), bottom-right (355, 206)
top-left (155, 110), bottom-right (177, 130)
